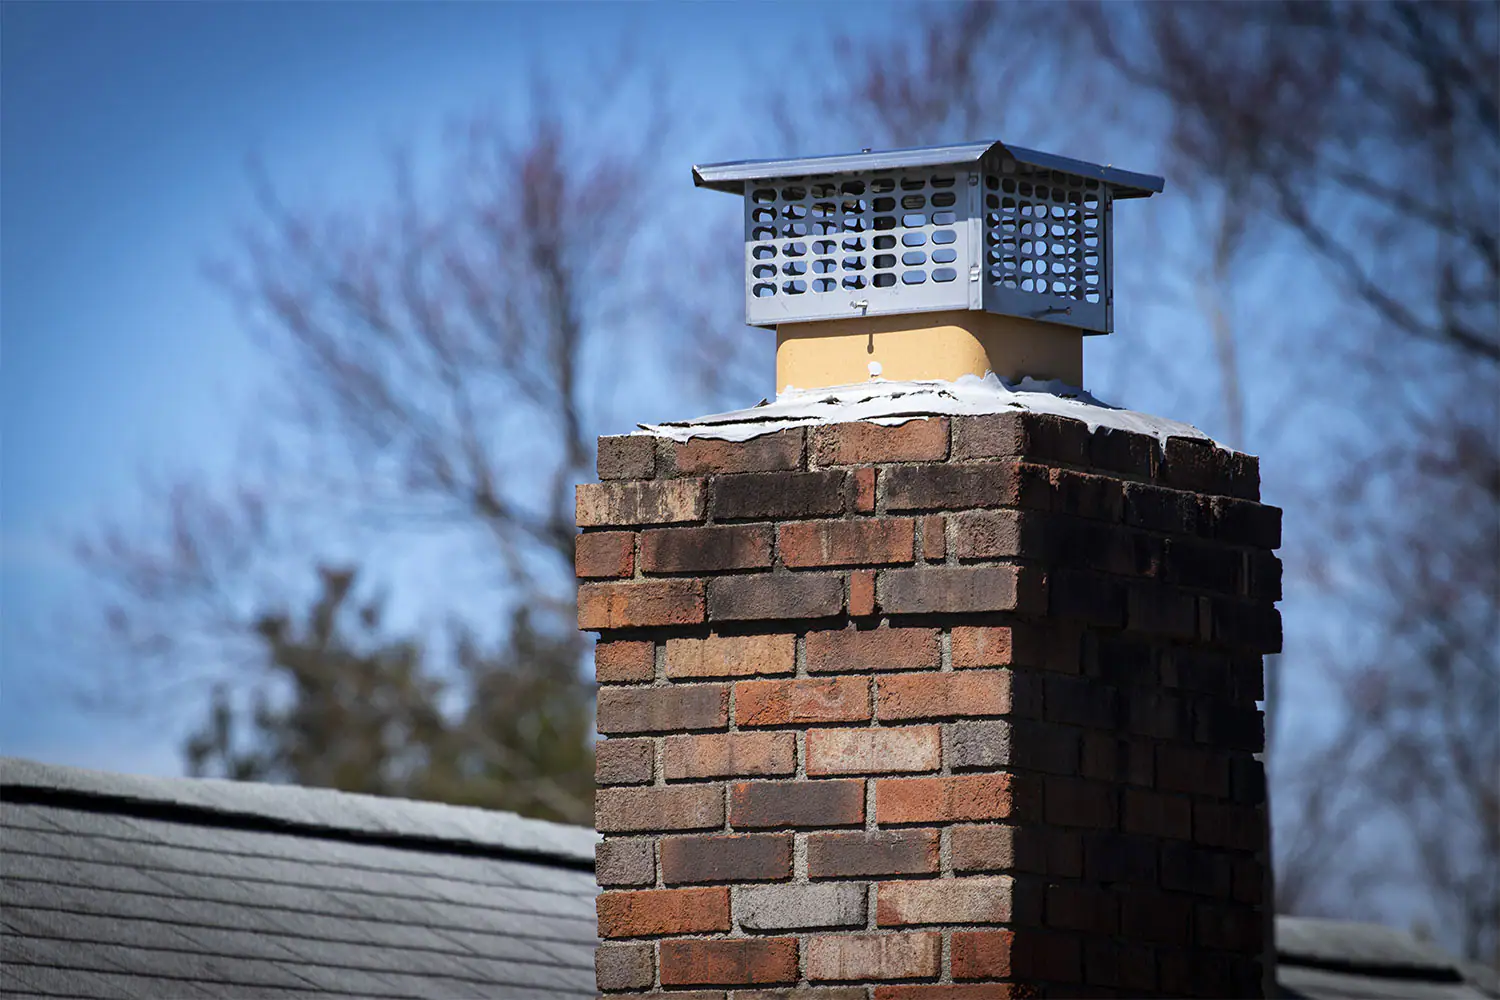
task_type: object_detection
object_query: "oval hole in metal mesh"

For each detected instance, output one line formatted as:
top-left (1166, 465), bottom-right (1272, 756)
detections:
top-left (932, 248), bottom-right (957, 264)
top-left (933, 267), bottom-right (957, 282)
top-left (902, 270), bottom-right (927, 284)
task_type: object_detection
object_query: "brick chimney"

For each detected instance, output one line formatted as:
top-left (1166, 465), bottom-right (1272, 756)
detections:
top-left (579, 143), bottom-right (1280, 998)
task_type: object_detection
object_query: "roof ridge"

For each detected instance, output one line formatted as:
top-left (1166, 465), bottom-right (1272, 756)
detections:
top-left (0, 757), bottom-right (598, 869)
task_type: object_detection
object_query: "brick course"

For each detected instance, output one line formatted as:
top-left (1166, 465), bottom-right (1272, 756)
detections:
top-left (583, 410), bottom-right (1278, 996)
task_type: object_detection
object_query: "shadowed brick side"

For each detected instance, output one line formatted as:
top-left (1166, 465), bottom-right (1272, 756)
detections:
top-left (879, 565), bottom-right (1045, 615)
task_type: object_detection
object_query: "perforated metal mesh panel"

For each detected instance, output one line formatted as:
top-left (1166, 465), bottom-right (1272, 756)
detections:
top-left (737, 154), bottom-right (1117, 334)
top-left (743, 167), bottom-right (973, 327)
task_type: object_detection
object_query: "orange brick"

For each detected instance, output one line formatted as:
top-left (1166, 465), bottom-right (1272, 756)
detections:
top-left (595, 641), bottom-right (655, 683)
top-left (810, 418), bottom-right (949, 465)
top-left (779, 519), bottom-right (915, 568)
top-left (804, 932), bottom-right (941, 981)
top-left (922, 514), bottom-right (946, 561)
top-left (876, 876), bottom-right (1012, 925)
top-left (952, 929), bottom-right (1014, 979)
top-left (575, 531), bottom-right (634, 578)
top-left (664, 732), bottom-right (796, 779)
top-left (850, 570), bottom-right (877, 617)
top-left (578, 579), bottom-right (704, 629)
top-left (853, 466), bottom-right (877, 513)
top-left (597, 887), bottom-right (729, 938)
top-left (951, 627), bottom-right (1015, 668)
top-left (806, 727), bottom-right (941, 775)
top-left (672, 429), bottom-right (803, 474)
top-left (806, 626), bottom-right (941, 674)
top-left (665, 633), bottom-right (795, 679)
top-left (659, 937), bottom-right (798, 986)
top-left (876, 670), bottom-right (1015, 720)
top-left (735, 676), bottom-right (870, 727)
top-left (875, 774), bottom-right (1016, 824)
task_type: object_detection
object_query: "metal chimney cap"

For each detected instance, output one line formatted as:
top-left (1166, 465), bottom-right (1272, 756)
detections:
top-left (692, 140), bottom-right (1165, 200)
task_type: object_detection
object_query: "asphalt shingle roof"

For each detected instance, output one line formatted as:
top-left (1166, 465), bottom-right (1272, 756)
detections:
top-left (0, 758), bottom-right (598, 999)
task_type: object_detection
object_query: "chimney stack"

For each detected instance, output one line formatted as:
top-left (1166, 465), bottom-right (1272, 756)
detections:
top-left (582, 144), bottom-right (1279, 998)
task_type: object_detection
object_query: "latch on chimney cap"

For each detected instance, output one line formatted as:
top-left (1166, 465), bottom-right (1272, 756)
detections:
top-left (693, 141), bottom-right (1163, 336)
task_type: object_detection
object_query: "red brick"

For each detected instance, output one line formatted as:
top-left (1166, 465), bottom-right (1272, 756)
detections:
top-left (708, 574), bottom-right (843, 621)
top-left (779, 518), bottom-right (916, 568)
top-left (666, 633), bottom-right (794, 679)
top-left (952, 411), bottom-right (1089, 464)
top-left (878, 565), bottom-right (1045, 615)
top-left (804, 932), bottom-right (941, 981)
top-left (595, 738), bottom-right (654, 786)
top-left (597, 886), bottom-right (730, 938)
top-left (807, 829), bottom-right (940, 878)
top-left (806, 727), bottom-right (941, 775)
top-left (641, 524), bottom-right (773, 573)
top-left (711, 471), bottom-right (846, 520)
top-left (876, 876), bottom-right (1012, 925)
top-left (672, 429), bottom-right (803, 474)
top-left (952, 624), bottom-right (1079, 672)
top-left (849, 570), bottom-right (876, 617)
top-left (660, 833), bottom-right (793, 885)
top-left (951, 508), bottom-right (1041, 560)
top-left (921, 515), bottom-right (946, 561)
top-left (882, 461), bottom-right (1052, 513)
top-left (596, 785), bottom-right (724, 833)
top-left (596, 435), bottom-right (656, 480)
top-left (853, 466), bottom-right (876, 512)
top-left (664, 732), bottom-right (796, 779)
top-left (729, 779), bottom-right (865, 829)
top-left (954, 930), bottom-right (1081, 982)
top-left (810, 418), bottom-right (949, 465)
top-left (806, 627), bottom-right (941, 674)
top-left (951, 824), bottom-right (1081, 877)
top-left (579, 579), bottom-right (705, 629)
top-left (575, 531), bottom-right (634, 578)
top-left (1122, 789), bottom-right (1192, 840)
top-left (876, 671), bottom-right (1019, 721)
top-left (577, 479), bottom-right (705, 526)
top-left (597, 684), bottom-right (727, 735)
top-left (1045, 777), bottom-right (1118, 830)
top-left (735, 677), bottom-right (870, 727)
top-left (660, 938), bottom-right (798, 986)
top-left (875, 774), bottom-right (1017, 824)
top-left (595, 640), bottom-right (655, 683)
top-left (950, 929), bottom-right (1013, 979)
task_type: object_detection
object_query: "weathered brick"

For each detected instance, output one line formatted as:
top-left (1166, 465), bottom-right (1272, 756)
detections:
top-left (1122, 789), bottom-right (1192, 840)
top-left (1122, 483), bottom-right (1204, 536)
top-left (597, 886), bottom-right (730, 938)
top-left (595, 640), bottom-right (655, 683)
top-left (660, 833), bottom-right (792, 885)
top-left (877, 670), bottom-right (1028, 721)
top-left (708, 574), bottom-right (844, 621)
top-left (577, 479), bottom-right (704, 527)
top-left (921, 514), bottom-right (946, 561)
top-left (849, 570), bottom-right (876, 617)
top-left (641, 524), bottom-right (774, 573)
top-left (1045, 776), bottom-right (1118, 829)
top-left (878, 565), bottom-right (1045, 615)
top-left (597, 684), bottom-right (727, 735)
top-left (730, 779), bottom-right (865, 829)
top-left (1155, 744), bottom-right (1230, 797)
top-left (950, 824), bottom-right (1081, 877)
top-left (579, 579), bottom-right (705, 630)
top-left (883, 461), bottom-right (1051, 512)
top-left (664, 732), bottom-right (796, 780)
top-left (576, 531), bottom-right (635, 579)
top-left (952, 411), bottom-right (1089, 464)
top-left (853, 466), bottom-right (876, 513)
top-left (807, 829), bottom-right (940, 878)
top-left (953, 930), bottom-right (1081, 983)
top-left (666, 633), bottom-right (795, 680)
top-left (806, 726), bottom-right (941, 775)
top-left (811, 418), bottom-right (949, 465)
top-left (596, 737), bottom-right (654, 785)
top-left (779, 518), bottom-right (915, 568)
top-left (944, 719), bottom-right (1079, 774)
top-left (1161, 436), bottom-right (1229, 494)
top-left (711, 471), bottom-right (845, 521)
top-left (597, 435), bottom-right (656, 480)
top-left (1088, 426), bottom-right (1156, 478)
top-left (735, 677), bottom-right (870, 727)
top-left (874, 774), bottom-right (1019, 824)
top-left (596, 838), bottom-right (655, 887)
top-left (950, 508), bottom-right (1042, 561)
top-left (805, 626), bottom-right (941, 674)
top-left (804, 933), bottom-right (941, 982)
top-left (672, 429), bottom-right (803, 475)
top-left (597, 784), bottom-right (724, 833)
top-left (660, 938), bottom-right (799, 987)
top-left (1050, 469), bottom-right (1125, 522)
top-left (737, 883), bottom-right (867, 931)
top-left (596, 941), bottom-right (654, 990)
top-left (876, 876), bottom-right (1012, 925)
top-left (950, 929), bottom-right (1013, 980)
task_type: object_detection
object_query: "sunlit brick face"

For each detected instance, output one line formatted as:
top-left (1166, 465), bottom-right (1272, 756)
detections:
top-left (581, 413), bottom-right (1280, 998)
